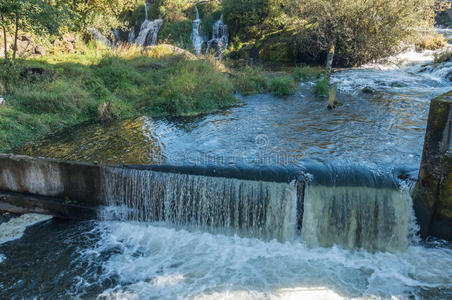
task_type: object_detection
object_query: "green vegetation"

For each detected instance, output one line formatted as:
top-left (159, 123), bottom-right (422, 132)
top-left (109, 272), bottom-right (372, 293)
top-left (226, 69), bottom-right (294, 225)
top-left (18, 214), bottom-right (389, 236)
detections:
top-left (0, 44), bottom-right (238, 151)
top-left (234, 66), bottom-right (268, 96)
top-left (292, 66), bottom-right (323, 81)
top-left (314, 78), bottom-right (329, 97)
top-left (415, 34), bottom-right (447, 51)
top-left (270, 76), bottom-right (296, 97)
top-left (289, 0), bottom-right (435, 66)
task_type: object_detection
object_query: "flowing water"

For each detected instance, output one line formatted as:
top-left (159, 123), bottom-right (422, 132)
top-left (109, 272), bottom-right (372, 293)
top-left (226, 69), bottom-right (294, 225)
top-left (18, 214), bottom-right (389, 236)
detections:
top-left (4, 35), bottom-right (452, 298)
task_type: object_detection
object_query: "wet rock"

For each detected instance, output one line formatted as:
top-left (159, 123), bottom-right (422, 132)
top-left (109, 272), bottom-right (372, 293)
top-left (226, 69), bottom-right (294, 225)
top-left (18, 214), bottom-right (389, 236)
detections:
top-left (414, 91), bottom-right (452, 241)
top-left (87, 27), bottom-right (112, 47)
top-left (362, 86), bottom-right (376, 94)
top-left (20, 67), bottom-right (54, 81)
top-left (390, 81), bottom-right (408, 88)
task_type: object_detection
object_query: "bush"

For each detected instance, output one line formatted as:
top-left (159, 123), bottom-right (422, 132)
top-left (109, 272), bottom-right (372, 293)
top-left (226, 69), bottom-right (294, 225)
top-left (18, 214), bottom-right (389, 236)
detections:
top-left (223, 0), bottom-right (287, 42)
top-left (415, 34), bottom-right (447, 51)
top-left (293, 66), bottom-right (323, 81)
top-left (290, 0), bottom-right (436, 66)
top-left (234, 66), bottom-right (268, 95)
top-left (314, 78), bottom-right (329, 97)
top-left (270, 76), bottom-right (297, 96)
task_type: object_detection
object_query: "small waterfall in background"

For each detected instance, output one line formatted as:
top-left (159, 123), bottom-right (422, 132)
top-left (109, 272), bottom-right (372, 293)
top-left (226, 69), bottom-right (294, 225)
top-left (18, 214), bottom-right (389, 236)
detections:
top-left (192, 6), bottom-right (204, 55)
top-left (101, 167), bottom-right (298, 242)
top-left (205, 15), bottom-right (228, 57)
top-left (144, 1), bottom-right (150, 21)
top-left (133, 19), bottom-right (163, 47)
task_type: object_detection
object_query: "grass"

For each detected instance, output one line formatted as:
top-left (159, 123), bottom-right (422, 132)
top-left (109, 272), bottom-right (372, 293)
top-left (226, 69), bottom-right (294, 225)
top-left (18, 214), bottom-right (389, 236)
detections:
top-left (292, 66), bottom-right (323, 81)
top-left (270, 76), bottom-right (297, 97)
top-left (0, 43), bottom-right (239, 152)
top-left (234, 66), bottom-right (268, 96)
top-left (315, 78), bottom-right (329, 97)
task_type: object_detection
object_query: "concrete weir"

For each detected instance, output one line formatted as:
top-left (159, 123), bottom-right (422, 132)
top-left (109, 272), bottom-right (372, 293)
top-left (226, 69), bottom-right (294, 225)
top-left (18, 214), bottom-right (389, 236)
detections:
top-left (0, 154), bottom-right (304, 221)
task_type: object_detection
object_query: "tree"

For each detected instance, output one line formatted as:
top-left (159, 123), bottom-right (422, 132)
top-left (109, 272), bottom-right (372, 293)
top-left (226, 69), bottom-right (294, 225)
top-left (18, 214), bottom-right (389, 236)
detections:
top-left (0, 0), bottom-right (67, 63)
top-left (289, 0), bottom-right (436, 66)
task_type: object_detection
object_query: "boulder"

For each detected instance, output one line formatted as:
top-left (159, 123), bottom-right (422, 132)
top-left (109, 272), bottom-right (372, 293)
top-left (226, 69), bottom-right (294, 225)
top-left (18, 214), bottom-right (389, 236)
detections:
top-left (34, 45), bottom-right (46, 56)
top-left (362, 86), bottom-right (376, 94)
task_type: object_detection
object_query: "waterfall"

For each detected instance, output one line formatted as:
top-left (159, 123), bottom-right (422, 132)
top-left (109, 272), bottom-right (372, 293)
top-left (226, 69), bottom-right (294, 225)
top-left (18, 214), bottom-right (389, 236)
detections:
top-left (101, 167), bottom-right (298, 242)
top-left (100, 163), bottom-right (418, 252)
top-left (205, 15), bottom-right (228, 58)
top-left (145, 1), bottom-right (150, 21)
top-left (301, 185), bottom-right (415, 252)
top-left (133, 19), bottom-right (163, 47)
top-left (192, 6), bottom-right (204, 55)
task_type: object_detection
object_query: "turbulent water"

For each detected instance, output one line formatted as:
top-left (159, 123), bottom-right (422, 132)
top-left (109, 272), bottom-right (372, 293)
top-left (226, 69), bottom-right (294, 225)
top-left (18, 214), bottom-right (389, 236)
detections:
top-left (5, 32), bottom-right (452, 299)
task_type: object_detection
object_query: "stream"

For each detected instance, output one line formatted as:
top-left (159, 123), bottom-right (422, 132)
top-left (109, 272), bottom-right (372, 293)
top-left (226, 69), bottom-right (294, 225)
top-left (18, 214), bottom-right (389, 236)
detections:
top-left (2, 34), bottom-right (452, 299)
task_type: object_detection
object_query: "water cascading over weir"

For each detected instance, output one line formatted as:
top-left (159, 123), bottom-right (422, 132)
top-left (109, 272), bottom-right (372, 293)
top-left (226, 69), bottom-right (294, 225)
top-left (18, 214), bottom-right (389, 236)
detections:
top-left (98, 163), bottom-right (415, 253)
top-left (0, 155), bottom-right (416, 252)
top-left (0, 154), bottom-right (417, 253)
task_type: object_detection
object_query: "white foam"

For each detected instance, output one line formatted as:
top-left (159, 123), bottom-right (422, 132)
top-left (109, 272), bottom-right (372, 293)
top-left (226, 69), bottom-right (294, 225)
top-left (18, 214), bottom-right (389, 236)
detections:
top-left (0, 253), bottom-right (5, 263)
top-left (88, 221), bottom-right (452, 299)
top-left (0, 214), bottom-right (53, 244)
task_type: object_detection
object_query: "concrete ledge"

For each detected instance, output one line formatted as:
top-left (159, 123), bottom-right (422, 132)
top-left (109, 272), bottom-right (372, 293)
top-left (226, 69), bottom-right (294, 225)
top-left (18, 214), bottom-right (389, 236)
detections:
top-left (0, 191), bottom-right (98, 219)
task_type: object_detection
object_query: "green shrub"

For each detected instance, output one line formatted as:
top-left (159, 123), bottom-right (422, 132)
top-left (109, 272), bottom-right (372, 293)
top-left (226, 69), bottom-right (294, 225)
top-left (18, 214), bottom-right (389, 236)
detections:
top-left (415, 34), bottom-right (447, 51)
top-left (314, 78), bottom-right (329, 97)
top-left (290, 0), bottom-right (436, 66)
top-left (293, 66), bottom-right (323, 81)
top-left (234, 66), bottom-right (268, 96)
top-left (270, 76), bottom-right (296, 96)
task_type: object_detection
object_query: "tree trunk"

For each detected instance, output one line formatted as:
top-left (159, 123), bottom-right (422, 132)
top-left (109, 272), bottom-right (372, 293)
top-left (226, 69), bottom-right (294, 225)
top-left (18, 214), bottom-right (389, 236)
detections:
top-left (12, 12), bottom-right (19, 63)
top-left (325, 42), bottom-right (335, 82)
top-left (0, 15), bottom-right (7, 61)
top-left (326, 42), bottom-right (336, 109)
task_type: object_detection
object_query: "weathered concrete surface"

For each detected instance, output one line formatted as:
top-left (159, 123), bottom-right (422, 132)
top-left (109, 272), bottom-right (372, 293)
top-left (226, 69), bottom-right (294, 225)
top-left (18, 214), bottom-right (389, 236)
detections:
top-left (414, 91), bottom-right (452, 241)
top-left (0, 154), bottom-right (104, 218)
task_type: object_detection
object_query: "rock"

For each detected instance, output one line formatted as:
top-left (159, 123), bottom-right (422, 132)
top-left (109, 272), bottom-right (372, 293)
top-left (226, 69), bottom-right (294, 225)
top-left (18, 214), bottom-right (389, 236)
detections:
top-left (13, 38), bottom-right (35, 57)
top-left (87, 27), bottom-right (112, 47)
top-left (390, 81), bottom-right (408, 88)
top-left (0, 97), bottom-right (5, 105)
top-left (63, 34), bottom-right (76, 44)
top-left (413, 91), bottom-right (452, 241)
top-left (362, 86), bottom-right (376, 94)
top-left (63, 41), bottom-right (74, 52)
top-left (34, 45), bottom-right (46, 56)
top-left (53, 39), bottom-right (63, 48)
top-left (20, 67), bottom-right (54, 81)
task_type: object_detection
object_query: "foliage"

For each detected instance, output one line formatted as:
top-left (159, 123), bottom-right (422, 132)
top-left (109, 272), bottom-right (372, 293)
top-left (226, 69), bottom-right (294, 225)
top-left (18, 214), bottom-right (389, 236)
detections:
top-left (270, 76), bottom-right (296, 96)
top-left (290, 0), bottom-right (436, 66)
top-left (223, 0), bottom-right (288, 42)
top-left (0, 44), bottom-right (239, 151)
top-left (314, 78), bottom-right (329, 97)
top-left (234, 66), bottom-right (268, 95)
top-left (415, 34), bottom-right (447, 51)
top-left (292, 65), bottom-right (323, 81)
top-left (0, 0), bottom-right (68, 62)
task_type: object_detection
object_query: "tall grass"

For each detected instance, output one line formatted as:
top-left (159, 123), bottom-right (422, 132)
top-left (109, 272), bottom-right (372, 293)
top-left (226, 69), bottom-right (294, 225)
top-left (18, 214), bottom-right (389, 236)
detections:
top-left (0, 44), bottom-right (239, 152)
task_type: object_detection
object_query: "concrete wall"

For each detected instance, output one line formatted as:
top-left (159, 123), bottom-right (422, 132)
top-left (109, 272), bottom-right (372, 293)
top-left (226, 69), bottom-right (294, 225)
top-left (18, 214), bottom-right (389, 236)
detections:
top-left (414, 91), bottom-right (452, 241)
